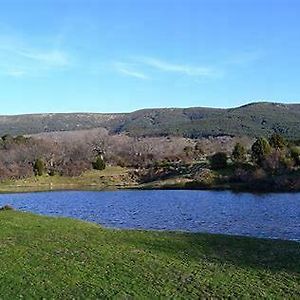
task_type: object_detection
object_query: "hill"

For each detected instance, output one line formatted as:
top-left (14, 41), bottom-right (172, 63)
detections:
top-left (109, 102), bottom-right (300, 139)
top-left (0, 102), bottom-right (299, 139)
top-left (0, 113), bottom-right (124, 136)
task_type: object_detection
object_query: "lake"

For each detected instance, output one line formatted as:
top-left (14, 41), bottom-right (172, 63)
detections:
top-left (0, 190), bottom-right (299, 241)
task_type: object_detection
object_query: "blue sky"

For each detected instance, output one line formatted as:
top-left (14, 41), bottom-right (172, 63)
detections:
top-left (0, 0), bottom-right (299, 114)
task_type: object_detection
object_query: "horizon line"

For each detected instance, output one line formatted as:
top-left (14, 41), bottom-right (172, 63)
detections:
top-left (0, 100), bottom-right (299, 117)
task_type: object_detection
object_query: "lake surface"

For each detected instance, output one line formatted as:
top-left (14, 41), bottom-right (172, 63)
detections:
top-left (0, 190), bottom-right (299, 241)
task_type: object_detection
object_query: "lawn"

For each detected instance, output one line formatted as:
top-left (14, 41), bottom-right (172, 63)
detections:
top-left (0, 211), bottom-right (299, 298)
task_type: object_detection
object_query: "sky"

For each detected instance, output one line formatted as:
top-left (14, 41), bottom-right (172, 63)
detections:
top-left (0, 0), bottom-right (300, 114)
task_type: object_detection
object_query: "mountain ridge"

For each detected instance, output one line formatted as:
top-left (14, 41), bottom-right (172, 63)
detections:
top-left (0, 102), bottom-right (299, 139)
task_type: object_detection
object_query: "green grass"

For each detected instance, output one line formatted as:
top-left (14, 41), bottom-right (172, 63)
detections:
top-left (0, 211), bottom-right (299, 298)
top-left (0, 166), bottom-right (136, 193)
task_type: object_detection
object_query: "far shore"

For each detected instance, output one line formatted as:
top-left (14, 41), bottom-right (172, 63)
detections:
top-left (1, 179), bottom-right (299, 194)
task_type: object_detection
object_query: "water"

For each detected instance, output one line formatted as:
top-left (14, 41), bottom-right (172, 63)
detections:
top-left (0, 190), bottom-right (299, 241)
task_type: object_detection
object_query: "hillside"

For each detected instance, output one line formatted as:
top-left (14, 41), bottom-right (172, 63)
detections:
top-left (109, 102), bottom-right (300, 139)
top-left (0, 113), bottom-right (124, 136)
top-left (1, 102), bottom-right (299, 139)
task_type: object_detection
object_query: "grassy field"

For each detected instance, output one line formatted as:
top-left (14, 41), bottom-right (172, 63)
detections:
top-left (0, 210), bottom-right (299, 298)
top-left (0, 166), bottom-right (136, 193)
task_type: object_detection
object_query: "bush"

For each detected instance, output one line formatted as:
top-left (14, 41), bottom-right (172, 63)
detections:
top-left (251, 138), bottom-right (271, 166)
top-left (210, 152), bottom-right (228, 170)
top-left (262, 150), bottom-right (292, 174)
top-left (49, 169), bottom-right (59, 177)
top-left (61, 160), bottom-right (91, 177)
top-left (92, 156), bottom-right (106, 170)
top-left (1, 134), bottom-right (13, 142)
top-left (290, 147), bottom-right (300, 166)
top-left (192, 168), bottom-right (216, 186)
top-left (269, 133), bottom-right (286, 150)
top-left (33, 158), bottom-right (45, 176)
top-left (232, 143), bottom-right (247, 162)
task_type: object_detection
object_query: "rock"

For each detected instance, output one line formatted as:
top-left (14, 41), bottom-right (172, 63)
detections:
top-left (0, 205), bottom-right (14, 211)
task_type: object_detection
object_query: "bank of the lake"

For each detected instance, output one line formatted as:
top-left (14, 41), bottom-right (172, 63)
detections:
top-left (0, 167), bottom-right (138, 193)
top-left (0, 210), bottom-right (299, 299)
top-left (0, 165), bottom-right (299, 194)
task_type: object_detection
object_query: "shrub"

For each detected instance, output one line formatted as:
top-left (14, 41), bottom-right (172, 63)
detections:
top-left (232, 143), bottom-right (247, 162)
top-left (290, 147), bottom-right (300, 166)
top-left (210, 152), bottom-right (228, 170)
top-left (1, 134), bottom-right (13, 142)
top-left (262, 150), bottom-right (292, 174)
top-left (61, 160), bottom-right (91, 177)
top-left (92, 156), bottom-right (106, 170)
top-left (192, 168), bottom-right (216, 186)
top-left (48, 169), bottom-right (59, 177)
top-left (33, 158), bottom-right (45, 176)
top-left (251, 138), bottom-right (271, 166)
top-left (269, 133), bottom-right (286, 150)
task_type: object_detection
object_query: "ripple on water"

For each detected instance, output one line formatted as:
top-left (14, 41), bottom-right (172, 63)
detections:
top-left (0, 190), bottom-right (299, 241)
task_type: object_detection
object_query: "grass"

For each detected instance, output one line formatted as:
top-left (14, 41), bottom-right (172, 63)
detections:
top-left (0, 211), bottom-right (299, 298)
top-left (0, 166), bottom-right (136, 193)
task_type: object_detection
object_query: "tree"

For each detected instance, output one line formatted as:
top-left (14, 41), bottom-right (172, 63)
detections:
top-left (269, 133), bottom-right (286, 150)
top-left (232, 143), bottom-right (246, 162)
top-left (92, 156), bottom-right (106, 170)
top-left (290, 147), bottom-right (300, 166)
top-left (33, 158), bottom-right (45, 176)
top-left (210, 152), bottom-right (228, 170)
top-left (251, 138), bottom-right (271, 165)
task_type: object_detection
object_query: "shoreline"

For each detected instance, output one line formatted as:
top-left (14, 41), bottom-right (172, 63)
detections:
top-left (0, 165), bottom-right (299, 194)
top-left (0, 181), bottom-right (299, 194)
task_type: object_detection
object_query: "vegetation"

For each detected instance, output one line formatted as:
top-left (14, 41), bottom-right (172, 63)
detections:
top-left (0, 122), bottom-right (298, 192)
top-left (269, 133), bottom-right (287, 150)
top-left (232, 142), bottom-right (247, 162)
top-left (92, 156), bottom-right (106, 170)
top-left (209, 152), bottom-right (228, 170)
top-left (138, 133), bottom-right (300, 192)
top-left (0, 167), bottom-right (135, 193)
top-left (290, 147), bottom-right (300, 166)
top-left (33, 158), bottom-right (46, 176)
top-left (251, 137), bottom-right (271, 166)
top-left (0, 210), bottom-right (299, 298)
top-left (0, 105), bottom-right (298, 298)
top-left (0, 102), bottom-right (300, 139)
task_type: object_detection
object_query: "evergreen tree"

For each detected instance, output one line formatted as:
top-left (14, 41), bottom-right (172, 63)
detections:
top-left (251, 138), bottom-right (271, 165)
top-left (33, 158), bottom-right (45, 176)
top-left (232, 143), bottom-right (247, 162)
top-left (290, 147), bottom-right (300, 166)
top-left (210, 152), bottom-right (228, 170)
top-left (92, 156), bottom-right (106, 170)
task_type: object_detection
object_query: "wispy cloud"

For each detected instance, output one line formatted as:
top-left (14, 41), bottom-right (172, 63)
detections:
top-left (11, 48), bottom-right (69, 67)
top-left (137, 57), bottom-right (218, 77)
top-left (113, 57), bottom-right (221, 80)
top-left (0, 34), bottom-right (70, 78)
top-left (113, 62), bottom-right (148, 80)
